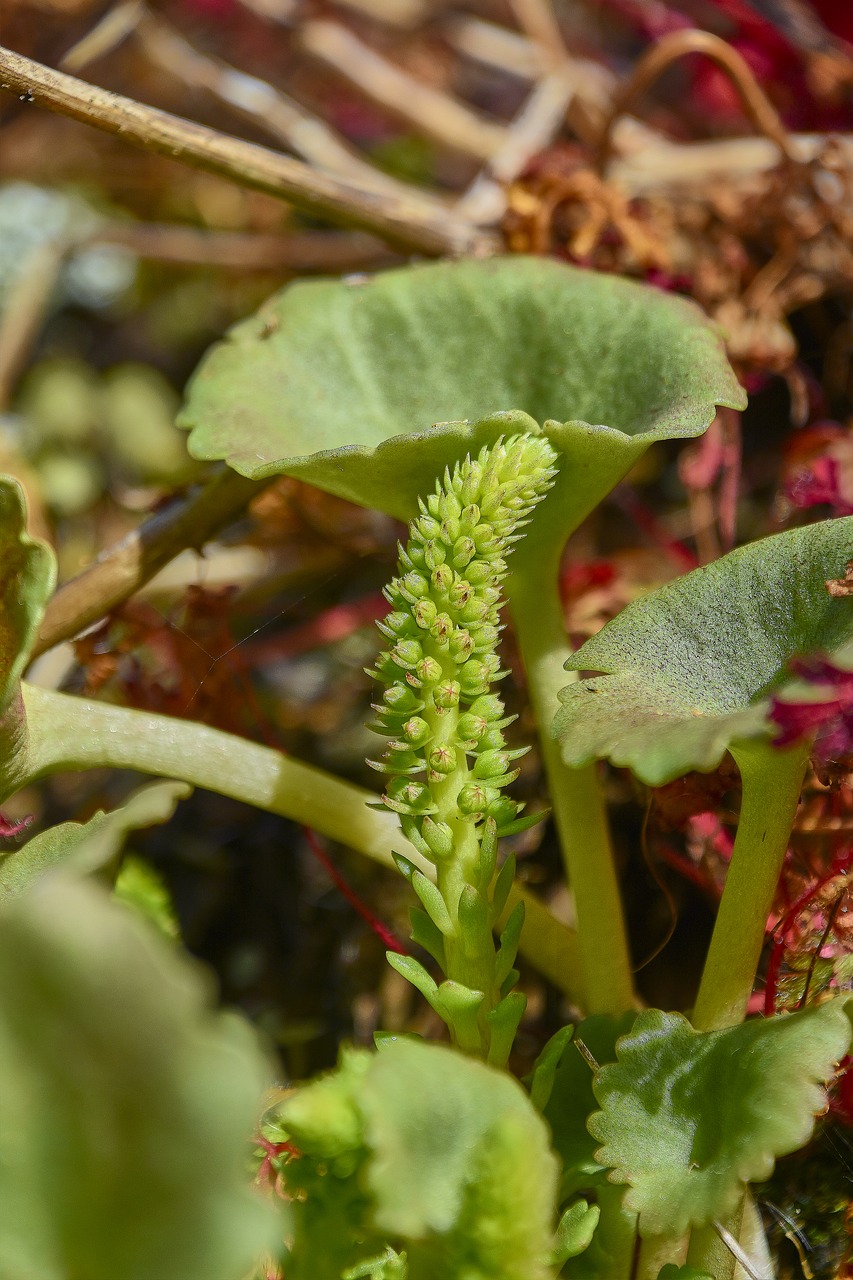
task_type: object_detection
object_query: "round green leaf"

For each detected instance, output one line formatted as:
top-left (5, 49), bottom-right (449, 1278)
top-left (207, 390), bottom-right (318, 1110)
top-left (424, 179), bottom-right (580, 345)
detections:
top-left (0, 876), bottom-right (275, 1280)
top-left (361, 1038), bottom-right (559, 1279)
top-left (178, 257), bottom-right (744, 542)
top-left (0, 477), bottom-right (55, 718)
top-left (555, 517), bottom-right (853, 786)
top-left (0, 779), bottom-right (190, 902)
top-left (589, 1003), bottom-right (853, 1238)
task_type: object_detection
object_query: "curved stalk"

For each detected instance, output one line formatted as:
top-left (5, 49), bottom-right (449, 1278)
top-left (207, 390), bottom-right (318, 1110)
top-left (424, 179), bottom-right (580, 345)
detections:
top-left (507, 550), bottom-right (636, 1016)
top-left (691, 738), bottom-right (810, 1033)
top-left (17, 682), bottom-right (579, 995)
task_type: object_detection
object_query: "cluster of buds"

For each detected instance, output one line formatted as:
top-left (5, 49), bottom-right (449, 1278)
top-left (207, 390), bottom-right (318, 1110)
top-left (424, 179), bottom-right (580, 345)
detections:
top-left (367, 433), bottom-right (557, 849)
top-left (366, 434), bottom-right (557, 1064)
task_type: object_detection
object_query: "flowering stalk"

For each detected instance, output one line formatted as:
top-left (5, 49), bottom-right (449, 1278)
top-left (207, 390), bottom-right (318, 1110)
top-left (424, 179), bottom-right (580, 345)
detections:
top-left (367, 434), bottom-right (557, 1065)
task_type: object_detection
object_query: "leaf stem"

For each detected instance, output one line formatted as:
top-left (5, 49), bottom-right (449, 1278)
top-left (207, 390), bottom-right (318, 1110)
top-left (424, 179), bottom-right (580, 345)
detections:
top-left (691, 738), bottom-right (809, 1033)
top-left (506, 551), bottom-right (636, 1015)
top-left (16, 683), bottom-right (579, 995)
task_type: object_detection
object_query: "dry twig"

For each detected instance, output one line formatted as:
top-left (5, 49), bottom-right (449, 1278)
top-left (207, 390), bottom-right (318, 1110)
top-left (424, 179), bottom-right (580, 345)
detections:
top-left (595, 28), bottom-right (796, 174)
top-left (33, 466), bottom-right (265, 657)
top-left (91, 223), bottom-right (393, 271)
top-left (0, 240), bottom-right (69, 413)
top-left (0, 46), bottom-right (494, 258)
top-left (299, 19), bottom-right (506, 161)
top-left (133, 10), bottom-right (423, 200)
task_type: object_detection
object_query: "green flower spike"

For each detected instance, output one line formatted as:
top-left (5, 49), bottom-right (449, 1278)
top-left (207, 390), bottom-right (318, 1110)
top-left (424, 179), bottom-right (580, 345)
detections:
top-left (368, 434), bottom-right (557, 1065)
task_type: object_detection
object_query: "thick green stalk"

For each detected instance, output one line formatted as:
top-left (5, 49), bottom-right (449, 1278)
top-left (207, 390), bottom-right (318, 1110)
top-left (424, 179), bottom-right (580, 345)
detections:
top-left (17, 682), bottom-right (579, 995)
top-left (507, 550), bottom-right (636, 1016)
top-left (691, 738), bottom-right (809, 1034)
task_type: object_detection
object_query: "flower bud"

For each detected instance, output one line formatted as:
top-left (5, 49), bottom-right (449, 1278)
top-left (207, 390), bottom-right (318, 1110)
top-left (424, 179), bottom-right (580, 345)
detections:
top-left (460, 464), bottom-right (482, 507)
top-left (456, 712), bottom-right (488, 743)
top-left (469, 695), bottom-right (505, 722)
top-left (421, 817), bottom-right (454, 860)
top-left (451, 538), bottom-right (476, 570)
top-left (382, 611), bottom-right (414, 636)
top-left (459, 503), bottom-right (480, 533)
top-left (449, 629), bottom-right (474, 663)
top-left (416, 656), bottom-right (442, 685)
top-left (472, 623), bottom-right (499, 651)
top-left (392, 639), bottom-right (423, 669)
top-left (466, 560), bottom-right (492, 585)
top-left (418, 515), bottom-right (441, 539)
top-left (428, 743), bottom-right (457, 774)
top-left (434, 680), bottom-right (461, 710)
top-left (459, 597), bottom-right (488, 625)
top-left (442, 491), bottom-right (462, 521)
top-left (472, 523), bottom-right (496, 553)
top-left (457, 783), bottom-right (489, 815)
top-left (424, 540), bottom-right (447, 570)
top-left (387, 777), bottom-right (431, 810)
top-left (430, 613), bottom-right (453, 644)
top-left (458, 659), bottom-right (488, 694)
top-left (401, 571), bottom-right (430, 600)
top-left (441, 517), bottom-right (460, 544)
top-left (384, 684), bottom-right (422, 713)
top-left (431, 563), bottom-right (454, 595)
top-left (412, 599), bottom-right (437, 630)
top-left (473, 749), bottom-right (510, 779)
top-left (448, 578), bottom-right (473, 608)
top-left (486, 796), bottom-right (518, 827)
top-left (402, 716), bottom-right (431, 746)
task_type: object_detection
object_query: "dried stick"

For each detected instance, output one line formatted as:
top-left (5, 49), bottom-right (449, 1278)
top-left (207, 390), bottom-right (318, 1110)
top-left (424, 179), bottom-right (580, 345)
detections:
top-left (611, 130), bottom-right (853, 195)
top-left (0, 240), bottom-right (69, 413)
top-left (445, 16), bottom-right (543, 80)
top-left (456, 64), bottom-right (577, 222)
top-left (61, 0), bottom-right (144, 71)
top-left (33, 466), bottom-right (264, 657)
top-left (134, 10), bottom-right (427, 200)
top-left (0, 46), bottom-right (495, 257)
top-left (92, 222), bottom-right (393, 270)
top-left (508, 0), bottom-right (566, 67)
top-left (299, 19), bottom-right (506, 161)
top-left (595, 28), bottom-right (796, 174)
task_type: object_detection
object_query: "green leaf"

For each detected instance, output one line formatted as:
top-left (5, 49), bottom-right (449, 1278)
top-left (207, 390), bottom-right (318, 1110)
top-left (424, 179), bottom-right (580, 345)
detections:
top-left (544, 1013), bottom-right (636, 1199)
top-left (555, 518), bottom-right (853, 786)
top-left (527, 1024), bottom-right (574, 1112)
top-left (178, 258), bottom-right (744, 547)
top-left (359, 1038), bottom-right (560, 1279)
top-left (0, 875), bottom-right (275, 1280)
top-left (657, 1268), bottom-right (713, 1280)
top-left (0, 477), bottom-right (55, 794)
top-left (552, 1200), bottom-right (600, 1265)
top-left (589, 1003), bottom-right (853, 1238)
top-left (0, 779), bottom-right (190, 901)
top-left (114, 856), bottom-right (180, 939)
top-left (0, 478), bottom-right (55, 713)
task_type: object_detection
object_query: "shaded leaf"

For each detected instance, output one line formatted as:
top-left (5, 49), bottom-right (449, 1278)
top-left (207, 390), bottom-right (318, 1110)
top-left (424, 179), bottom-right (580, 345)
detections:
top-left (552, 1199), bottom-right (600, 1264)
top-left (0, 478), bottom-right (55, 715)
top-left (589, 1004), bottom-right (852, 1238)
top-left (543, 1013), bottom-right (636, 1199)
top-left (361, 1038), bottom-right (559, 1279)
top-left (279, 1037), bottom-right (561, 1280)
top-left (0, 779), bottom-right (190, 901)
top-left (555, 518), bottom-right (853, 786)
top-left (179, 258), bottom-right (744, 548)
top-left (0, 876), bottom-right (275, 1280)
